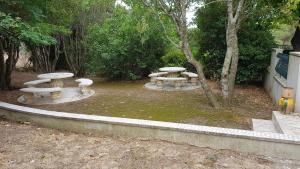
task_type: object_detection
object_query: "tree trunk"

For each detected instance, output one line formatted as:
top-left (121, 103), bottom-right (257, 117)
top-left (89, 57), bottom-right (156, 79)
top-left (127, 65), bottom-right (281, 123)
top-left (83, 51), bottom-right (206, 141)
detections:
top-left (221, 23), bottom-right (239, 103)
top-left (228, 40), bottom-right (239, 101)
top-left (0, 39), bottom-right (6, 90)
top-left (181, 33), bottom-right (220, 108)
top-left (5, 46), bottom-right (13, 89)
top-left (179, 0), bottom-right (219, 108)
top-left (221, 0), bottom-right (244, 104)
top-left (189, 57), bottom-right (220, 108)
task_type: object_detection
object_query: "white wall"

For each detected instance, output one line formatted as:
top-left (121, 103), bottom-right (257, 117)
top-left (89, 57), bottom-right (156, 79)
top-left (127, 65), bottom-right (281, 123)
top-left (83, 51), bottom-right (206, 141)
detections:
top-left (289, 52), bottom-right (300, 112)
top-left (265, 49), bottom-right (300, 113)
top-left (264, 48), bottom-right (285, 103)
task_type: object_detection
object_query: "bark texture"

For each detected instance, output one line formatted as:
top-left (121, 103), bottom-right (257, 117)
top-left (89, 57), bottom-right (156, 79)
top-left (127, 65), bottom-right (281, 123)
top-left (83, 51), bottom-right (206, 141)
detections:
top-left (0, 38), bottom-right (20, 90)
top-left (221, 0), bottom-right (245, 104)
top-left (0, 38), bottom-right (5, 89)
top-left (63, 21), bottom-right (87, 77)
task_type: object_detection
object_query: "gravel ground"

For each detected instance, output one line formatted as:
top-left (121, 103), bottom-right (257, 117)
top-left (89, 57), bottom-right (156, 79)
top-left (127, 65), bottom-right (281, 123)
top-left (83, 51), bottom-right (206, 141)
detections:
top-left (0, 120), bottom-right (299, 169)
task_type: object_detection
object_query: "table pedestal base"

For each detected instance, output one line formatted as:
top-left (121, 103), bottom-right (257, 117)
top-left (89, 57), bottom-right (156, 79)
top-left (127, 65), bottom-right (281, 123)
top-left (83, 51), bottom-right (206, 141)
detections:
top-left (167, 72), bottom-right (180, 77)
top-left (50, 79), bottom-right (63, 88)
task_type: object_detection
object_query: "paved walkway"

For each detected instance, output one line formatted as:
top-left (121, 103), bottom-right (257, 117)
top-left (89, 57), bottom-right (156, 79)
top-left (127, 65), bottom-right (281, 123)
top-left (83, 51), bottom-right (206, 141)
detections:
top-left (0, 120), bottom-right (299, 169)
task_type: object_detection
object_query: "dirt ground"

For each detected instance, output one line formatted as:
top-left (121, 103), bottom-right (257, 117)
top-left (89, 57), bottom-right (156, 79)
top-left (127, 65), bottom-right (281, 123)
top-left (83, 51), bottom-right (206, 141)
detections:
top-left (0, 120), bottom-right (299, 169)
top-left (0, 71), bottom-right (277, 129)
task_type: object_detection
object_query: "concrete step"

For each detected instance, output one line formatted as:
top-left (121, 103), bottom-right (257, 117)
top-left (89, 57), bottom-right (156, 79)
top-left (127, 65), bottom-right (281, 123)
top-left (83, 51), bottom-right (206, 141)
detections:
top-left (252, 119), bottom-right (278, 133)
top-left (272, 111), bottom-right (300, 136)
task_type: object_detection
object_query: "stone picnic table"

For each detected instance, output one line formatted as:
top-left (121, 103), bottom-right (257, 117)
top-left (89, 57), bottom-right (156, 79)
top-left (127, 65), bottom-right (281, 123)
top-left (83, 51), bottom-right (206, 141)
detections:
top-left (159, 67), bottom-right (186, 77)
top-left (37, 72), bottom-right (74, 88)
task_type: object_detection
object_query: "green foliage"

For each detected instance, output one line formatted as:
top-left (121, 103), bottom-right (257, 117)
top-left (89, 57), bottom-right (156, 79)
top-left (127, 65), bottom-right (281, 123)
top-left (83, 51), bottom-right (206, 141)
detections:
top-left (275, 0), bottom-right (299, 25)
top-left (86, 6), bottom-right (166, 80)
top-left (161, 49), bottom-right (187, 67)
top-left (0, 12), bottom-right (56, 45)
top-left (196, 2), bottom-right (276, 83)
top-left (271, 24), bottom-right (295, 45)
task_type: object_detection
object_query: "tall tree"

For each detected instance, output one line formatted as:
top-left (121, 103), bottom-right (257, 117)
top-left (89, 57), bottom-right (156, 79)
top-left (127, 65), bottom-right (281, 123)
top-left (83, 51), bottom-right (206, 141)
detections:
top-left (0, 12), bottom-right (55, 89)
top-left (0, 0), bottom-right (67, 89)
top-left (220, 0), bottom-right (288, 103)
top-left (220, 0), bottom-right (245, 103)
top-left (138, 0), bottom-right (220, 108)
top-left (63, 0), bottom-right (115, 77)
top-left (196, 1), bottom-right (276, 84)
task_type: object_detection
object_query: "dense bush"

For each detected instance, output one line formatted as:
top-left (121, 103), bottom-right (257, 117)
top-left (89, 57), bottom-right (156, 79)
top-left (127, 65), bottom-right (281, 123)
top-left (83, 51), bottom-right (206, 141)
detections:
top-left (196, 3), bottom-right (275, 83)
top-left (161, 49), bottom-right (187, 67)
top-left (86, 6), bottom-right (166, 80)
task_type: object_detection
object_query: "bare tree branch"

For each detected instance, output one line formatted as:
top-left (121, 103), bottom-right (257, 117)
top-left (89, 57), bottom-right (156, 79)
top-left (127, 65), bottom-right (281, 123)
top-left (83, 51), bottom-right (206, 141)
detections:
top-left (227, 0), bottom-right (234, 22)
top-left (233, 0), bottom-right (245, 23)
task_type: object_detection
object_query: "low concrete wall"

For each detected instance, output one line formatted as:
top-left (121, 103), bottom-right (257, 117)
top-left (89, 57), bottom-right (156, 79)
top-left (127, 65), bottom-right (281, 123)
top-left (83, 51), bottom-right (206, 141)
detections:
top-left (0, 102), bottom-right (299, 160)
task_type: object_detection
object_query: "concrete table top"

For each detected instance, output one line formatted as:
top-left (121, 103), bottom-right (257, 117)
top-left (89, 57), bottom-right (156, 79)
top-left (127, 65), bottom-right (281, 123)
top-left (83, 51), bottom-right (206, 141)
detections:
top-left (38, 72), bottom-right (74, 80)
top-left (159, 67), bottom-right (186, 73)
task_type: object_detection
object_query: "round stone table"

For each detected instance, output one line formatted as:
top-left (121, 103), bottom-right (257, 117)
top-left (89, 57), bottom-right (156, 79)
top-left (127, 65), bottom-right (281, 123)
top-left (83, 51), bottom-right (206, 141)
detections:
top-left (159, 67), bottom-right (186, 77)
top-left (38, 72), bottom-right (74, 87)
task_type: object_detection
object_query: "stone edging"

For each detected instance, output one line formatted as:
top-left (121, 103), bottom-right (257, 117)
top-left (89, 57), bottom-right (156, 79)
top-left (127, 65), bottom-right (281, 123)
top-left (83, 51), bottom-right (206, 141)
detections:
top-left (0, 101), bottom-right (300, 160)
top-left (0, 102), bottom-right (299, 144)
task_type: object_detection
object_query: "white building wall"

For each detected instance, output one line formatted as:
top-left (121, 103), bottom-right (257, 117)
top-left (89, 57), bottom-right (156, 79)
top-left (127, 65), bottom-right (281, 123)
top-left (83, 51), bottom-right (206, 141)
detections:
top-left (264, 48), bottom-right (285, 103)
top-left (289, 52), bottom-right (300, 112)
top-left (265, 49), bottom-right (300, 113)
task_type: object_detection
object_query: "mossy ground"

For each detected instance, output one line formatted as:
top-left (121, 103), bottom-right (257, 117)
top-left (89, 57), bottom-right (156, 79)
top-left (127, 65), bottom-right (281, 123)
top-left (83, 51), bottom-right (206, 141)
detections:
top-left (39, 80), bottom-right (275, 129)
top-left (0, 71), bottom-right (276, 130)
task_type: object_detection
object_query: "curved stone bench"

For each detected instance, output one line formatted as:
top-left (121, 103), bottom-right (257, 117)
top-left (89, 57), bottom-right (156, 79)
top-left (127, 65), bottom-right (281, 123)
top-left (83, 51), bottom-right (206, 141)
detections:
top-left (20, 87), bottom-right (62, 103)
top-left (182, 72), bottom-right (199, 85)
top-left (24, 79), bottom-right (51, 87)
top-left (156, 77), bottom-right (187, 89)
top-left (75, 78), bottom-right (93, 95)
top-left (148, 72), bottom-right (168, 84)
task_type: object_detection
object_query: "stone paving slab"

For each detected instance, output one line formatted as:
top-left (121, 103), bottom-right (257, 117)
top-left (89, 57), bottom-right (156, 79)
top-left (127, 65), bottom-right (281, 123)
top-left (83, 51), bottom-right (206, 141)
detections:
top-left (273, 111), bottom-right (300, 136)
top-left (252, 119), bottom-right (278, 133)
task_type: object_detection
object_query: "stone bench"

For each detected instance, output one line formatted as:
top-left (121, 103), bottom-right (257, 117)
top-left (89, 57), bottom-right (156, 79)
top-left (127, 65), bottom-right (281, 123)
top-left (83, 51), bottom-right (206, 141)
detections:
top-left (75, 78), bottom-right (93, 95)
top-left (156, 77), bottom-right (187, 89)
top-left (20, 87), bottom-right (62, 103)
top-left (24, 79), bottom-right (51, 87)
top-left (181, 72), bottom-right (199, 85)
top-left (148, 72), bottom-right (168, 84)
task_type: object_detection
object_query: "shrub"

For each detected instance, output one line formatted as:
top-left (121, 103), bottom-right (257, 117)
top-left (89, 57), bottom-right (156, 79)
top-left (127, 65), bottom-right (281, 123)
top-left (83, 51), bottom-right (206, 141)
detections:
top-left (161, 50), bottom-right (187, 67)
top-left (85, 7), bottom-right (166, 80)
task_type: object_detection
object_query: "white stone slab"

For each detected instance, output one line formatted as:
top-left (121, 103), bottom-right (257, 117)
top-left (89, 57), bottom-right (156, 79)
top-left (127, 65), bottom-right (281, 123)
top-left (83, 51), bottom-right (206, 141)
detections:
top-left (252, 119), bottom-right (277, 133)
top-left (20, 87), bottom-right (61, 93)
top-left (24, 79), bottom-right (51, 86)
top-left (38, 72), bottom-right (74, 80)
top-left (148, 72), bottom-right (168, 77)
top-left (156, 77), bottom-right (186, 81)
top-left (182, 72), bottom-right (198, 78)
top-left (75, 78), bottom-right (93, 87)
top-left (159, 67), bottom-right (186, 72)
top-left (273, 111), bottom-right (300, 136)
